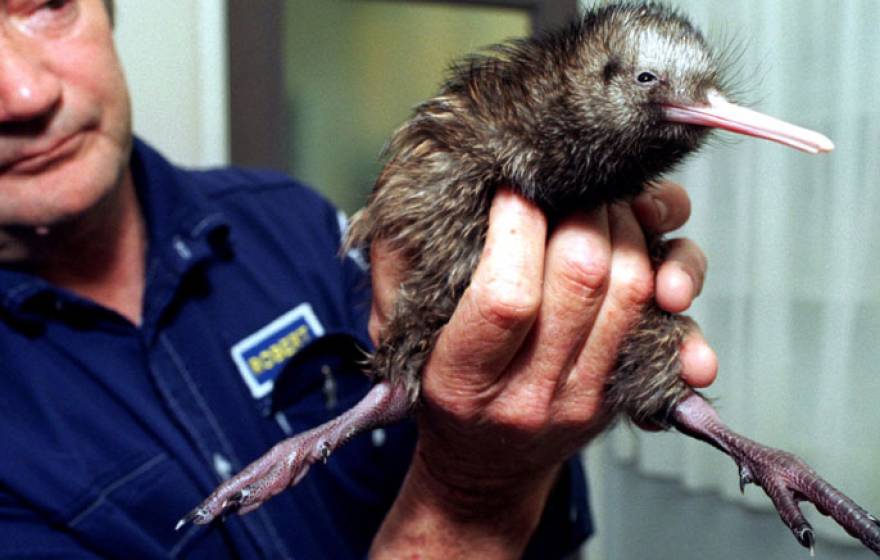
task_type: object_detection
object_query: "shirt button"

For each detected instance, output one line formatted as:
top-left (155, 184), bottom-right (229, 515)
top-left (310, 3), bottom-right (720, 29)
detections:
top-left (213, 453), bottom-right (233, 480)
top-left (321, 365), bottom-right (338, 410)
top-left (173, 236), bottom-right (193, 260)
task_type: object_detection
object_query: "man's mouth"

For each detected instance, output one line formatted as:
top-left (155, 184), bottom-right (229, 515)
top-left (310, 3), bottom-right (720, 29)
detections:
top-left (0, 132), bottom-right (86, 174)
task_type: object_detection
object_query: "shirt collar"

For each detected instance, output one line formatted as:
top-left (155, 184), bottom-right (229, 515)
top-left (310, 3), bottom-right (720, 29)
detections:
top-left (0, 137), bottom-right (231, 324)
top-left (131, 137), bottom-right (231, 275)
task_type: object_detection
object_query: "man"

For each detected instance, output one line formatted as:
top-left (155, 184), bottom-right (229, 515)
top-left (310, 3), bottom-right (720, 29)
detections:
top-left (0, 1), bottom-right (716, 558)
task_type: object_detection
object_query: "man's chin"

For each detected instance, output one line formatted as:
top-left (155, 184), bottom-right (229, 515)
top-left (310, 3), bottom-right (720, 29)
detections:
top-left (1, 141), bottom-right (124, 220)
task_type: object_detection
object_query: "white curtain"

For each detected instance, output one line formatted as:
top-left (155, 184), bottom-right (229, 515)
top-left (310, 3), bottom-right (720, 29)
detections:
top-left (606, 0), bottom-right (880, 545)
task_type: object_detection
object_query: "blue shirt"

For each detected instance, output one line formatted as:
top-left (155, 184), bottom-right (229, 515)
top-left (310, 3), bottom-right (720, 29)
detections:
top-left (0, 139), bottom-right (591, 558)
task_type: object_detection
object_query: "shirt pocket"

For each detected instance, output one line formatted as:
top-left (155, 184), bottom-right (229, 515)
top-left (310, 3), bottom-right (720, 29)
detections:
top-left (67, 452), bottom-right (235, 559)
top-left (271, 332), bottom-right (373, 427)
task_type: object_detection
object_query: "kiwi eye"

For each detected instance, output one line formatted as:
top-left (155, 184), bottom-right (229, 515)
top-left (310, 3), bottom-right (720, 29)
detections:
top-left (637, 71), bottom-right (659, 84)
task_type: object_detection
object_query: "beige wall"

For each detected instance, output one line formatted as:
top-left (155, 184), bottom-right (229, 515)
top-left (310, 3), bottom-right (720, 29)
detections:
top-left (283, 1), bottom-right (529, 213)
top-left (113, 0), bottom-right (229, 167)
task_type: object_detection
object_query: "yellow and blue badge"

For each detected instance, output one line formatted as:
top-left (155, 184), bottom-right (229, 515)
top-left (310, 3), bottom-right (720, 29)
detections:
top-left (230, 303), bottom-right (324, 399)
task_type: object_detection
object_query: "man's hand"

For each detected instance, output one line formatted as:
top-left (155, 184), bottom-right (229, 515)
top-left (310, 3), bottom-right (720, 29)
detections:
top-left (370, 181), bottom-right (716, 558)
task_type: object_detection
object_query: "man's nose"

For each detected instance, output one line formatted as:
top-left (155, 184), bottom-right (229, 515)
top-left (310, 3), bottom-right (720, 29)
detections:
top-left (0, 37), bottom-right (61, 122)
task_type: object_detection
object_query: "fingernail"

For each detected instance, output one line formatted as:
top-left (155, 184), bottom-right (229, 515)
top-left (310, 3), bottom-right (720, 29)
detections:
top-left (667, 262), bottom-right (695, 307)
top-left (682, 262), bottom-right (702, 298)
top-left (652, 196), bottom-right (668, 225)
top-left (679, 263), bottom-right (697, 299)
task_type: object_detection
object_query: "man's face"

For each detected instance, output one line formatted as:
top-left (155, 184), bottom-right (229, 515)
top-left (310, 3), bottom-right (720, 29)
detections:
top-left (0, 0), bottom-right (131, 228)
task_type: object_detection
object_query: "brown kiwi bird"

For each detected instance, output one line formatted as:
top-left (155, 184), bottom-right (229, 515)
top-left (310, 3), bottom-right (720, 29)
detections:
top-left (180, 2), bottom-right (880, 554)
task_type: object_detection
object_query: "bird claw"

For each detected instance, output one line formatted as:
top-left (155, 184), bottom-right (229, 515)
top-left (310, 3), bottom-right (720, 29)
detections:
top-left (175, 434), bottom-right (315, 528)
top-left (797, 527), bottom-right (816, 557)
top-left (730, 445), bottom-right (880, 555)
top-left (672, 394), bottom-right (880, 555)
top-left (221, 488), bottom-right (249, 510)
top-left (175, 507), bottom-right (211, 531)
top-left (737, 464), bottom-right (754, 494)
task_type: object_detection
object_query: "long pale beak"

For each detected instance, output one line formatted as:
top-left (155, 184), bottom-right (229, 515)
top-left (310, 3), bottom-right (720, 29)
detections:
top-left (663, 91), bottom-right (834, 154)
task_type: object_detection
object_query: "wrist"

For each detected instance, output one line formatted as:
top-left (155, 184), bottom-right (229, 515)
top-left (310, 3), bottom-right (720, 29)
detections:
top-left (371, 441), bottom-right (560, 559)
top-left (411, 439), bottom-right (560, 518)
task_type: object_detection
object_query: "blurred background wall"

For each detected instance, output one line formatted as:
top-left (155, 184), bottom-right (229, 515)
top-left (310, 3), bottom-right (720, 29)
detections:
top-left (115, 0), bottom-right (228, 167)
top-left (281, 1), bottom-right (529, 213)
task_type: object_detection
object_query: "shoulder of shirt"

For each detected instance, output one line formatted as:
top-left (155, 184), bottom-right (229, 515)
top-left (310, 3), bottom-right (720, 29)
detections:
top-left (172, 164), bottom-right (347, 251)
top-left (181, 165), bottom-right (330, 209)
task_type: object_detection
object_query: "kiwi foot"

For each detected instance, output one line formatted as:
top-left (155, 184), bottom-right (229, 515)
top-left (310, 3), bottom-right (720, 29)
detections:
top-left (671, 392), bottom-right (880, 556)
top-left (176, 380), bottom-right (410, 530)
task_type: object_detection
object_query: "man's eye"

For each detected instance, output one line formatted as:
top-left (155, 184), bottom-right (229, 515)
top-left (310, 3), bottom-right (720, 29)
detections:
top-left (19, 0), bottom-right (78, 34)
top-left (43, 0), bottom-right (71, 9)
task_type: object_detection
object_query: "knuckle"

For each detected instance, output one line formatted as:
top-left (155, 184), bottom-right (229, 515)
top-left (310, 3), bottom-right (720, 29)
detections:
top-left (471, 282), bottom-right (541, 331)
top-left (559, 247), bottom-right (611, 295)
top-left (614, 258), bottom-right (655, 306)
top-left (492, 401), bottom-right (548, 434)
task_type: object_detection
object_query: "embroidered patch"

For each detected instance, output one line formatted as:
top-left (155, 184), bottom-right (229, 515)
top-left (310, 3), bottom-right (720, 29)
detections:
top-left (230, 303), bottom-right (325, 399)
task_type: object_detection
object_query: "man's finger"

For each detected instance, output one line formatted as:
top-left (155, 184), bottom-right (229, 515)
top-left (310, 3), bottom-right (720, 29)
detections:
top-left (368, 240), bottom-right (407, 344)
top-left (503, 207), bottom-right (612, 402)
top-left (425, 189), bottom-right (546, 394)
top-left (631, 181), bottom-right (691, 234)
top-left (655, 237), bottom-right (708, 314)
top-left (679, 328), bottom-right (718, 388)
top-left (563, 203), bottom-right (652, 399)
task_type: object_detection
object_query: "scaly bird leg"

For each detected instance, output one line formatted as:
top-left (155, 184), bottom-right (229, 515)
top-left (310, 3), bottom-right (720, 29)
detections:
top-left (671, 392), bottom-right (880, 556)
top-left (176, 380), bottom-right (411, 530)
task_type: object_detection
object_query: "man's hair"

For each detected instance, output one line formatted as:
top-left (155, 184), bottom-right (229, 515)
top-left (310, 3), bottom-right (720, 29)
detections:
top-left (103, 0), bottom-right (114, 23)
